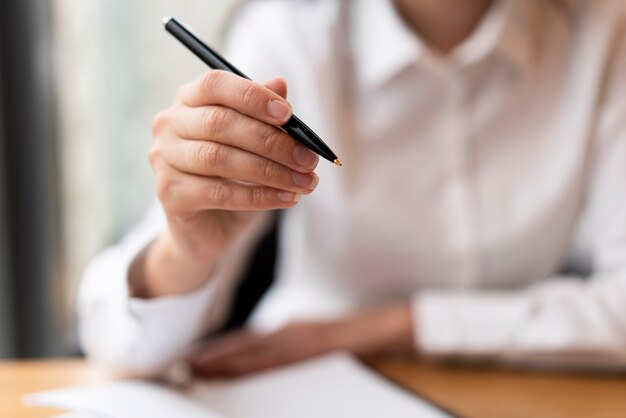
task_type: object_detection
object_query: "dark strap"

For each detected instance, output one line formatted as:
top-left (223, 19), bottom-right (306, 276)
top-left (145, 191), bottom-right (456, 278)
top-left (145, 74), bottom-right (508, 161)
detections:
top-left (218, 213), bottom-right (280, 331)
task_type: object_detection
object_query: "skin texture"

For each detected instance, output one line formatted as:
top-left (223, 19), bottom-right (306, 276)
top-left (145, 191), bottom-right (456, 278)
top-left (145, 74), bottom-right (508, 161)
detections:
top-left (132, 1), bottom-right (494, 376)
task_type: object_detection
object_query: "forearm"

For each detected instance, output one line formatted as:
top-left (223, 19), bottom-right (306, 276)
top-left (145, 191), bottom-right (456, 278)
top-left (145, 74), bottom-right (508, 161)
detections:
top-left (415, 273), bottom-right (626, 369)
top-left (334, 303), bottom-right (415, 357)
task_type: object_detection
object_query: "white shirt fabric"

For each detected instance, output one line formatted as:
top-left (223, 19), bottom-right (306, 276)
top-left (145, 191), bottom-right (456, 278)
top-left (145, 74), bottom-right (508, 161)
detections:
top-left (79, 0), bottom-right (626, 375)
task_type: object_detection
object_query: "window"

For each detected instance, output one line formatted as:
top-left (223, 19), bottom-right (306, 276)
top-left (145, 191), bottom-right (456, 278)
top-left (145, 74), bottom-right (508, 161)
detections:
top-left (0, 0), bottom-right (240, 358)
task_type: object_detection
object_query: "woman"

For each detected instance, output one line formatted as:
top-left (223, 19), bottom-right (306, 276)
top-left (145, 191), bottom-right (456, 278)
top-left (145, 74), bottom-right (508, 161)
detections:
top-left (79, 0), bottom-right (626, 377)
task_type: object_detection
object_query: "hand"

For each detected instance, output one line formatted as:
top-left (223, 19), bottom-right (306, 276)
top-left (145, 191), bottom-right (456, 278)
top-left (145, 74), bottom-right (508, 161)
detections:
top-left (189, 304), bottom-right (415, 378)
top-left (132, 72), bottom-right (320, 298)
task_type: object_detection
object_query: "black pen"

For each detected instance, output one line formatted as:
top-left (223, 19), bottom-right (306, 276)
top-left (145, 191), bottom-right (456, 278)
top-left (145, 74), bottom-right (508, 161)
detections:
top-left (163, 17), bottom-right (342, 166)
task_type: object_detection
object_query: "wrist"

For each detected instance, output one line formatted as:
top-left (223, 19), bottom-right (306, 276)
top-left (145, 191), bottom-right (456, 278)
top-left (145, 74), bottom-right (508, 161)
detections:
top-left (377, 303), bottom-right (415, 353)
top-left (131, 230), bottom-right (217, 299)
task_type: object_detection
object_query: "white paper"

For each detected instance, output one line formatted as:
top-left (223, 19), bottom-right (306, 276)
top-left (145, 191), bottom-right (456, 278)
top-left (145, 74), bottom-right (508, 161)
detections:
top-left (191, 353), bottom-right (453, 418)
top-left (24, 353), bottom-right (454, 418)
top-left (24, 381), bottom-right (223, 418)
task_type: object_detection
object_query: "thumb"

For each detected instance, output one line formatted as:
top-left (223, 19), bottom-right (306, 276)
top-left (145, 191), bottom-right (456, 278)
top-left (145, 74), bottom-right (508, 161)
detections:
top-left (263, 76), bottom-right (288, 100)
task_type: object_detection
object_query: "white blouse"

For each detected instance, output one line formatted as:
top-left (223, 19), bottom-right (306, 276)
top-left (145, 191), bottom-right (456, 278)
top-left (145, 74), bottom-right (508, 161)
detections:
top-left (79, 0), bottom-right (626, 374)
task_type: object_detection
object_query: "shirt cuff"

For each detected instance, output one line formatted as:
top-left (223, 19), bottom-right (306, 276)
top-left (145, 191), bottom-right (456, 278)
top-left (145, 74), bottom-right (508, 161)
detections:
top-left (126, 275), bottom-right (219, 353)
top-left (79, 243), bottom-right (221, 376)
top-left (413, 290), bottom-right (532, 357)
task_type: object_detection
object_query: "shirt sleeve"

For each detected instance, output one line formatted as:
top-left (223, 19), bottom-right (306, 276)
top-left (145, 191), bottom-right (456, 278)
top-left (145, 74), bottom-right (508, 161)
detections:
top-left (413, 16), bottom-right (626, 369)
top-left (78, 4), bottom-right (288, 377)
top-left (77, 202), bottom-right (272, 376)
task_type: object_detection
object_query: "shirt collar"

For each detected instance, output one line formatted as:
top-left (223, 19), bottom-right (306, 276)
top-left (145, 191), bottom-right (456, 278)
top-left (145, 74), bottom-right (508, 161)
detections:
top-left (351, 0), bottom-right (422, 88)
top-left (453, 0), bottom-right (535, 76)
top-left (352, 0), bottom-right (534, 88)
top-left (490, 0), bottom-right (535, 76)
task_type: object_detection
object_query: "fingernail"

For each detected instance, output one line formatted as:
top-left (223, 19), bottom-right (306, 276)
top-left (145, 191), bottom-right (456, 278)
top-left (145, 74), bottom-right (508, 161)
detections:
top-left (293, 172), bottom-right (318, 190)
top-left (310, 174), bottom-right (319, 190)
top-left (278, 191), bottom-right (299, 203)
top-left (294, 145), bottom-right (319, 170)
top-left (268, 100), bottom-right (292, 123)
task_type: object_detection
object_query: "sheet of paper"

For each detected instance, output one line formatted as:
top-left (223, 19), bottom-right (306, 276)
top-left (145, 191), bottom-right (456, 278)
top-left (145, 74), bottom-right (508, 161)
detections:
top-left (24, 381), bottom-right (224, 418)
top-left (24, 353), bottom-right (455, 418)
top-left (191, 353), bottom-right (454, 418)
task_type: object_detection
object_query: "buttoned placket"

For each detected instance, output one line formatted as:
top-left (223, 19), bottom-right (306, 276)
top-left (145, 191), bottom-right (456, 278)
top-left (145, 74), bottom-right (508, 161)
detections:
top-left (441, 67), bottom-right (480, 287)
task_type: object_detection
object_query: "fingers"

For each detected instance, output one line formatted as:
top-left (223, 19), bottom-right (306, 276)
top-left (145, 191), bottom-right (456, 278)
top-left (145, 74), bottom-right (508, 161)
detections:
top-left (263, 76), bottom-right (287, 100)
top-left (151, 72), bottom-right (318, 218)
top-left (152, 106), bottom-right (319, 194)
top-left (178, 70), bottom-right (292, 126)
top-left (189, 324), bottom-right (331, 378)
top-left (165, 105), bottom-right (319, 173)
top-left (190, 332), bottom-right (287, 377)
top-left (198, 346), bottom-right (287, 377)
top-left (163, 139), bottom-right (318, 195)
top-left (190, 329), bottom-right (262, 367)
top-left (154, 167), bottom-right (300, 215)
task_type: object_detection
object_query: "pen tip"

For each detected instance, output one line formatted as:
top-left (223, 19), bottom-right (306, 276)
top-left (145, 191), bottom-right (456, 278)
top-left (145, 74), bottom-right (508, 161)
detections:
top-left (333, 159), bottom-right (343, 167)
top-left (162, 16), bottom-right (172, 25)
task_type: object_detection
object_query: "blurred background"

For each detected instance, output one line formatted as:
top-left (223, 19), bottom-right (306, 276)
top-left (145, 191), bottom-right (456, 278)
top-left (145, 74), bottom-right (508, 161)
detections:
top-left (0, 0), bottom-right (241, 358)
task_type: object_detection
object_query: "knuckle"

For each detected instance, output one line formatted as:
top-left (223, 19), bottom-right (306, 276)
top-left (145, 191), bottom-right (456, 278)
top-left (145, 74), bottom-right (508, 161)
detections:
top-left (260, 158), bottom-right (279, 181)
top-left (151, 111), bottom-right (168, 137)
top-left (203, 142), bottom-right (224, 168)
top-left (250, 187), bottom-right (267, 207)
top-left (203, 107), bottom-right (231, 137)
top-left (200, 70), bottom-right (222, 94)
top-left (238, 81), bottom-right (261, 107)
top-left (259, 127), bottom-right (282, 156)
top-left (147, 145), bottom-right (161, 168)
top-left (210, 181), bottom-right (233, 204)
top-left (191, 141), bottom-right (221, 169)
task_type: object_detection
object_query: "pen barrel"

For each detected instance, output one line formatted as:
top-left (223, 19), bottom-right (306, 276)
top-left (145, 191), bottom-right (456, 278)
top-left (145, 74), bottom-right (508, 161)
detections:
top-left (282, 116), bottom-right (337, 162)
top-left (164, 18), bottom-right (248, 79)
top-left (164, 17), bottom-right (340, 164)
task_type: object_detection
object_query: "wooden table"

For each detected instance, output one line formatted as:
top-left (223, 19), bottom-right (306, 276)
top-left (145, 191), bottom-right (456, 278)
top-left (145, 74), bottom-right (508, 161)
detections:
top-left (1, 358), bottom-right (625, 418)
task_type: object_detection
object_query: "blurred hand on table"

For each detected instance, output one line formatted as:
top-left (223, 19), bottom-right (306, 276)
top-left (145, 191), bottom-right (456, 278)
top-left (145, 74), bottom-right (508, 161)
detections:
top-left (189, 303), bottom-right (414, 378)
